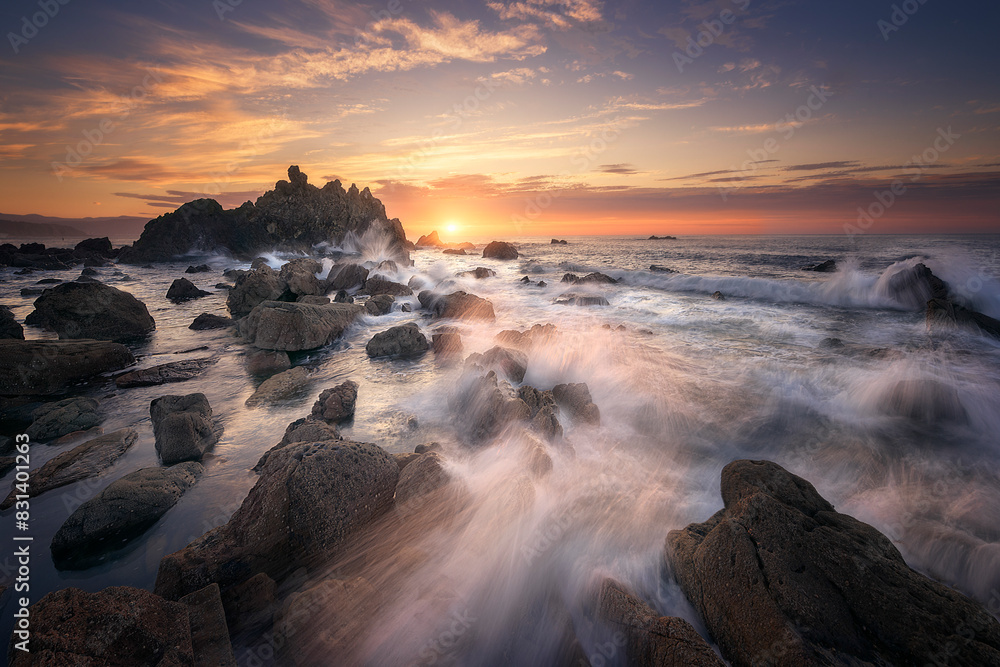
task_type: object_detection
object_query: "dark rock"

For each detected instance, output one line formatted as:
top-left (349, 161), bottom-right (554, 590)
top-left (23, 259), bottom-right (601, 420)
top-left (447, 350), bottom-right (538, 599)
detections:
top-left (115, 357), bottom-right (218, 388)
top-left (51, 462), bottom-right (203, 568)
top-left (563, 272), bottom-right (617, 285)
top-left (119, 167), bottom-right (410, 264)
top-left (432, 331), bottom-right (464, 360)
top-left (554, 292), bottom-right (609, 307)
top-left (0, 428), bottom-right (138, 510)
top-left (876, 378), bottom-right (968, 423)
top-left (452, 371), bottom-right (531, 444)
top-left (927, 298), bottom-right (1000, 340)
top-left (482, 240), bottom-right (518, 260)
top-left (649, 265), bottom-right (677, 273)
top-left (364, 293), bottom-right (394, 316)
top-left (80, 267), bottom-right (99, 277)
top-left (239, 301), bottom-right (364, 351)
top-left (8, 586), bottom-right (196, 666)
top-left (531, 405), bottom-right (563, 441)
top-left (297, 295), bottom-right (330, 305)
top-left (552, 383), bottom-right (600, 426)
top-left (648, 235), bottom-right (676, 240)
top-left (443, 248), bottom-right (467, 255)
top-left (190, 313), bottom-right (235, 330)
top-left (460, 266), bottom-right (496, 279)
top-left (179, 583), bottom-right (237, 667)
top-left (375, 259), bottom-right (399, 275)
top-left (0, 339), bottom-right (136, 396)
top-left (362, 276), bottom-right (413, 296)
top-left (537, 280), bottom-right (547, 287)
top-left (884, 262), bottom-right (949, 310)
top-left (215, 282), bottom-right (235, 291)
top-left (155, 440), bottom-right (398, 600)
top-left (0, 305), bottom-right (23, 339)
top-left (75, 274), bottom-right (100, 283)
top-left (467, 345), bottom-right (528, 383)
top-left (222, 268), bottom-right (247, 281)
top-left (395, 451), bottom-right (452, 516)
top-left (186, 264), bottom-right (211, 274)
top-left (25, 397), bottom-right (101, 442)
top-left (150, 393), bottom-right (219, 464)
top-left (414, 442), bottom-right (441, 454)
top-left (279, 258), bottom-right (325, 297)
top-left (366, 322), bottom-right (429, 358)
top-left (333, 289), bottom-right (354, 304)
top-left (803, 259), bottom-right (837, 272)
top-left (550, 239), bottom-right (568, 244)
top-left (35, 278), bottom-right (63, 284)
top-left (220, 572), bottom-right (276, 636)
top-left (245, 366), bottom-right (310, 407)
top-left (74, 237), bottom-right (114, 256)
top-left (25, 282), bottom-right (155, 341)
top-left (597, 578), bottom-right (724, 667)
top-left (711, 291), bottom-right (724, 300)
top-left (401, 302), bottom-right (411, 312)
top-left (819, 337), bottom-right (844, 349)
top-left (421, 290), bottom-right (496, 321)
top-left (311, 380), bottom-right (359, 423)
top-left (167, 278), bottom-right (212, 301)
top-left (327, 263), bottom-right (369, 291)
top-left (666, 459), bottom-right (1000, 667)
top-left (253, 418), bottom-right (343, 473)
top-left (226, 265), bottom-right (290, 319)
top-left (245, 349), bottom-right (291, 376)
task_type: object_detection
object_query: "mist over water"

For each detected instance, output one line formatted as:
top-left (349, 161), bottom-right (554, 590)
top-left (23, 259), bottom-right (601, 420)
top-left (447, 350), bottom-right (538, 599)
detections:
top-left (2, 234), bottom-right (999, 664)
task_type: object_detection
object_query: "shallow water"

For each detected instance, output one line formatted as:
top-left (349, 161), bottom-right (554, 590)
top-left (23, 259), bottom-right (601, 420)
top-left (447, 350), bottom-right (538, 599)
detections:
top-left (2, 234), bottom-right (1000, 664)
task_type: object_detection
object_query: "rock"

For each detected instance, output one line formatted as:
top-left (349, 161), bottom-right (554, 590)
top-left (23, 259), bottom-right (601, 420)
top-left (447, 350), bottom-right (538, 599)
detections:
top-left (395, 451), bottom-right (451, 516)
top-left (366, 323), bottom-right (429, 358)
top-left (927, 298), bottom-right (1000, 340)
top-left (8, 586), bottom-right (196, 666)
top-left (518, 385), bottom-right (555, 416)
top-left (186, 264), bottom-right (211, 273)
top-left (25, 397), bottom-right (101, 442)
top-left (432, 331), bottom-right (463, 360)
top-left (414, 442), bottom-right (441, 454)
top-left (495, 329), bottom-right (530, 349)
top-left (819, 337), bottom-right (845, 349)
top-left (362, 276), bottom-right (413, 296)
top-left (215, 282), bottom-right (234, 290)
top-left (468, 345), bottom-right (528, 383)
top-left (482, 240), bottom-right (518, 260)
top-left (554, 291), bottom-right (609, 307)
top-left (311, 380), bottom-right (358, 423)
top-left (155, 440), bottom-right (399, 600)
top-left (550, 239), bottom-right (568, 244)
top-left (180, 583), bottom-right (237, 667)
top-left (115, 357), bottom-right (218, 388)
top-left (223, 268), bottom-right (247, 281)
top-left (239, 301), bottom-right (364, 351)
top-left (649, 265), bottom-right (676, 273)
top-left (531, 405), bottom-right (563, 441)
top-left (190, 313), bottom-right (235, 330)
top-left (220, 572), bottom-right (276, 636)
top-left (407, 275), bottom-right (427, 291)
top-left (246, 349), bottom-right (291, 375)
top-left (0, 428), bottom-right (138, 510)
top-left (226, 265), bottom-right (290, 319)
top-left (0, 305), bottom-right (24, 339)
top-left (666, 459), bottom-right (1000, 667)
top-left (421, 290), bottom-right (496, 321)
top-left (401, 302), bottom-right (411, 312)
top-left (167, 277), bottom-right (213, 301)
top-left (563, 272), bottom-right (617, 285)
top-left (245, 366), bottom-right (310, 407)
top-left (80, 267), bottom-right (100, 277)
top-left (648, 235), bottom-right (676, 240)
top-left (803, 259), bottom-right (837, 272)
top-left (876, 378), bottom-right (968, 423)
top-left (597, 578), bottom-right (724, 667)
top-left (327, 263), bottom-right (369, 291)
top-left (884, 262), bottom-right (949, 309)
top-left (333, 289), bottom-right (354, 304)
top-left (364, 293), bottom-right (394, 316)
top-left (279, 258), bottom-right (325, 297)
top-left (443, 248), bottom-right (467, 255)
top-left (452, 371), bottom-right (531, 444)
top-left (552, 383), bottom-right (600, 426)
top-left (460, 266), bottom-right (496, 279)
top-left (25, 282), bottom-right (155, 342)
top-left (416, 230), bottom-right (444, 247)
top-left (75, 237), bottom-right (114, 256)
top-left (711, 291), bottom-right (724, 300)
top-left (119, 167), bottom-right (410, 264)
top-left (253, 417), bottom-right (343, 473)
top-left (51, 462), bottom-right (203, 568)
top-left (0, 339), bottom-right (136, 396)
top-left (297, 295), bottom-right (330, 305)
top-left (394, 452), bottom-right (421, 470)
top-left (151, 393), bottom-right (220, 464)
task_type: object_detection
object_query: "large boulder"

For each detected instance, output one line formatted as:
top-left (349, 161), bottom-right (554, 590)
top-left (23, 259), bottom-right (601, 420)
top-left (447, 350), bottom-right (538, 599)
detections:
top-left (362, 276), bottom-right (413, 296)
top-left (190, 312), bottom-right (235, 330)
top-left (253, 417), bottom-right (342, 473)
top-left (666, 459), bottom-right (1000, 667)
top-left (552, 383), bottom-right (600, 426)
top-left (927, 298), bottom-right (1000, 340)
top-left (326, 263), bottom-right (369, 291)
top-left (0, 428), bottom-right (138, 510)
top-left (245, 349), bottom-right (291, 376)
top-left (394, 451), bottom-right (452, 516)
top-left (466, 345), bottom-right (528, 384)
top-left (51, 462), bottom-right (203, 569)
top-left (114, 357), bottom-right (218, 388)
top-left (74, 237), bottom-right (114, 256)
top-left (451, 371), bottom-right (531, 444)
top-left (25, 282), bottom-right (155, 341)
top-left (245, 366), bottom-right (310, 407)
top-left (365, 323), bottom-right (429, 358)
top-left (155, 440), bottom-right (399, 600)
top-left (482, 240), bottom-right (518, 260)
top-left (119, 167), bottom-right (410, 264)
top-left (432, 330), bottom-right (464, 361)
top-left (166, 277), bottom-right (211, 301)
top-left (0, 305), bottom-right (23, 339)
top-left (420, 290), bottom-right (496, 321)
top-left (364, 293), bottom-right (395, 316)
top-left (24, 397), bottom-right (101, 442)
top-left (0, 339), bottom-right (136, 396)
top-left (279, 258), bottom-right (325, 297)
top-left (882, 262), bottom-right (949, 310)
top-left (226, 264), bottom-right (289, 319)
top-left (311, 380), bottom-right (358, 423)
top-left (150, 393), bottom-right (220, 464)
top-left (239, 301), bottom-right (364, 351)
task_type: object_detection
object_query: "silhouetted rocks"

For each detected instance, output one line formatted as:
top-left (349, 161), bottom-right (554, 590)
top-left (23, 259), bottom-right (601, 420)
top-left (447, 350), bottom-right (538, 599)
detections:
top-left (25, 282), bottom-right (155, 341)
top-left (366, 323), bottom-right (429, 358)
top-left (416, 230), bottom-right (443, 247)
top-left (25, 397), bottom-right (101, 442)
top-left (649, 265), bottom-right (677, 273)
top-left (927, 297), bottom-right (1000, 340)
top-left (0, 305), bottom-right (23, 339)
top-left (151, 393), bottom-right (219, 464)
top-left (482, 240), bottom-right (519, 260)
top-left (666, 459), bottom-right (1000, 667)
top-left (550, 239), bottom-right (568, 244)
top-left (803, 259), bottom-right (837, 272)
top-left (648, 235), bottom-right (676, 240)
top-left (119, 166), bottom-right (410, 264)
top-left (245, 366), bottom-right (310, 407)
top-left (190, 313), bottom-right (235, 330)
top-left (311, 380), bottom-right (359, 423)
top-left (238, 301), bottom-right (364, 351)
top-left (0, 339), bottom-right (136, 395)
top-left (167, 277), bottom-right (212, 301)
top-left (74, 237), bottom-right (114, 257)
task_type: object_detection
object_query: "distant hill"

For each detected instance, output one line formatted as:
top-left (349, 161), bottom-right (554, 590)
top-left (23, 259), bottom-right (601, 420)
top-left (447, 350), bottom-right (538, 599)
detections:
top-left (0, 213), bottom-right (149, 242)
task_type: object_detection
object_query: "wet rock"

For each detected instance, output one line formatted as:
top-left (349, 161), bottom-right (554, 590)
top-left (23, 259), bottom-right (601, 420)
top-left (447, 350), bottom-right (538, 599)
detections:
top-left (876, 378), bottom-right (968, 424)
top-left (443, 248), bottom-right (467, 255)
top-left (75, 237), bottom-right (114, 256)
top-left (802, 259), bottom-right (837, 272)
top-left (432, 331), bottom-right (464, 360)
top-left (711, 291), bottom-right (724, 300)
top-left (460, 266), bottom-right (496, 279)
top-left (927, 298), bottom-right (1000, 340)
top-left (884, 262), bottom-right (949, 310)
top-left (186, 264), bottom-right (211, 273)
top-left (495, 329), bottom-right (530, 349)
top-left (215, 282), bottom-right (235, 290)
top-left (467, 345), bottom-right (528, 383)
top-left (421, 290), bottom-right (496, 321)
top-left (563, 272), bottom-right (617, 285)
top-left (226, 265), bottom-right (290, 319)
top-left (279, 258), bottom-right (325, 297)
top-left (555, 292), bottom-right (609, 307)
top-left (366, 322), bottom-right (429, 358)
top-left (245, 366), bottom-right (310, 407)
top-left (551, 239), bottom-right (568, 244)
top-left (333, 289), bottom-right (353, 304)
top-left (25, 282), bottom-right (155, 342)
top-left (25, 397), bottom-right (101, 442)
top-left (151, 393), bottom-right (220, 464)
top-left (364, 293), bottom-right (394, 316)
top-left (552, 383), bottom-right (600, 426)
top-left (155, 440), bottom-right (398, 600)
top-left (246, 349), bottom-right (291, 376)
top-left (8, 586), bottom-right (196, 666)
top-left (482, 240), bottom-right (519, 260)
top-left (239, 301), bottom-right (364, 351)
top-left (414, 442), bottom-right (441, 454)
top-left (190, 312), bottom-right (235, 330)
top-left (80, 267), bottom-right (99, 277)
top-left (649, 265), bottom-right (677, 273)
top-left (297, 295), bottom-right (330, 305)
top-left (327, 263), bottom-right (369, 291)
top-left (115, 357), bottom-right (218, 388)
top-left (395, 451), bottom-right (452, 516)
top-left (253, 418), bottom-right (343, 473)
top-left (311, 380), bottom-right (358, 423)
top-left (375, 259), bottom-right (399, 275)
top-left (0, 305), bottom-right (24, 339)
top-left (0, 428), bottom-right (137, 510)
top-left (51, 462), bottom-right (203, 568)
top-left (220, 572), bottom-right (276, 636)
top-left (452, 371), bottom-right (531, 444)
top-left (180, 583), bottom-right (237, 667)
top-left (362, 276), bottom-right (413, 296)
top-left (597, 579), bottom-right (724, 667)
top-left (167, 277), bottom-right (212, 301)
top-left (666, 459), bottom-right (1000, 667)
top-left (520, 386), bottom-right (563, 441)
top-left (0, 339), bottom-right (136, 396)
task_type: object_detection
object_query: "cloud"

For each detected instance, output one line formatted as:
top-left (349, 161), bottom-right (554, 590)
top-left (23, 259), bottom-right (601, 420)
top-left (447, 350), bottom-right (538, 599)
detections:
top-left (783, 161), bottom-right (861, 171)
top-left (599, 163), bottom-right (641, 175)
top-left (114, 189), bottom-right (263, 208)
top-left (487, 0), bottom-right (607, 31)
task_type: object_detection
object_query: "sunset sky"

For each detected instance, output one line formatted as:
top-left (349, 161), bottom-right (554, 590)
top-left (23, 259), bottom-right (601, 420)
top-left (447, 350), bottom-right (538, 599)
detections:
top-left (1, 0), bottom-right (999, 238)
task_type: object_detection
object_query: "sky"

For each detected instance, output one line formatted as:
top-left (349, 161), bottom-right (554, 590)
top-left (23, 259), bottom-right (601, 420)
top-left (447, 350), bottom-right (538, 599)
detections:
top-left (1, 0), bottom-right (999, 239)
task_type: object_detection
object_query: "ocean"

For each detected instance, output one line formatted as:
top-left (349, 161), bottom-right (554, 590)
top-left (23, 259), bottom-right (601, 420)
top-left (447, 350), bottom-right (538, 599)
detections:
top-left (2, 233), bottom-right (999, 663)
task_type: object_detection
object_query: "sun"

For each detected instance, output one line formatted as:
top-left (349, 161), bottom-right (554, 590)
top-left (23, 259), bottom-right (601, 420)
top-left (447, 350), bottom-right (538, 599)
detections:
top-left (445, 221), bottom-right (460, 235)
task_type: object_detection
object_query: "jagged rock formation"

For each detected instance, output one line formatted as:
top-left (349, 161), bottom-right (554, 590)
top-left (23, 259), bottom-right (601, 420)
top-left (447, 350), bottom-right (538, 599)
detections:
top-left (119, 166), bottom-right (410, 263)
